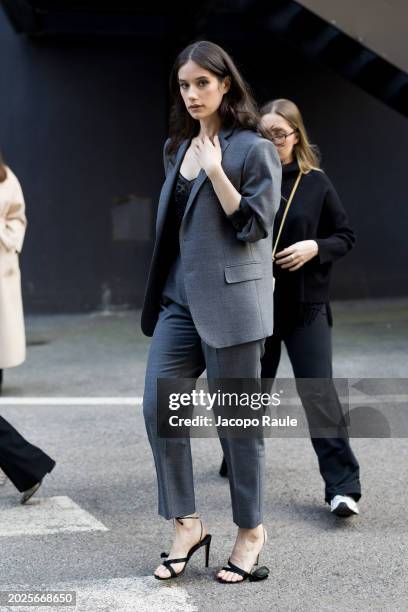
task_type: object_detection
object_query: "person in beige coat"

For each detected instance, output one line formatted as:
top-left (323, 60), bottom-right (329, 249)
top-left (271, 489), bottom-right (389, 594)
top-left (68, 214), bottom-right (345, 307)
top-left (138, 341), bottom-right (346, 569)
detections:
top-left (0, 157), bottom-right (55, 502)
top-left (0, 156), bottom-right (27, 393)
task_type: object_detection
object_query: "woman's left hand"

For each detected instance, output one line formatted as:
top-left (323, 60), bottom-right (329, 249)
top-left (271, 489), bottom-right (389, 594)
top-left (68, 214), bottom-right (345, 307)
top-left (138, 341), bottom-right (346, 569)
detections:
top-left (193, 134), bottom-right (222, 178)
top-left (274, 240), bottom-right (319, 271)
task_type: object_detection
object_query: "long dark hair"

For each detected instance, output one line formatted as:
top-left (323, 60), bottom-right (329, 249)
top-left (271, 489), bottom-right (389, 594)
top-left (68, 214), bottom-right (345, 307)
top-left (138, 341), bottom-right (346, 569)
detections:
top-left (167, 40), bottom-right (262, 156)
top-left (0, 152), bottom-right (7, 182)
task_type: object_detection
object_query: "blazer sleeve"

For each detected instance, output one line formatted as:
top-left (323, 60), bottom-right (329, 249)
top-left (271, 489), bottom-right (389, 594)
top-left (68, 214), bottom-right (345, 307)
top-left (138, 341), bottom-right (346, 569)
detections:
top-left (0, 172), bottom-right (27, 253)
top-left (315, 177), bottom-right (355, 264)
top-left (227, 139), bottom-right (281, 243)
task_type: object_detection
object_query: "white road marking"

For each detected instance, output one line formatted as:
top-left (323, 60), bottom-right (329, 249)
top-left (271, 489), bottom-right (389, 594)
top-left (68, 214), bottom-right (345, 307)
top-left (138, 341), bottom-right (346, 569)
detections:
top-left (0, 577), bottom-right (197, 612)
top-left (0, 397), bottom-right (143, 406)
top-left (280, 394), bottom-right (408, 406)
top-left (0, 395), bottom-right (407, 406)
top-left (0, 496), bottom-right (109, 537)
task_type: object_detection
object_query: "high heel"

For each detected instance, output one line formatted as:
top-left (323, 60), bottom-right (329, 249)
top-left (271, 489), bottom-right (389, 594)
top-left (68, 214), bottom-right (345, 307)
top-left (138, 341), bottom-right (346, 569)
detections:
top-left (155, 516), bottom-right (212, 580)
top-left (217, 528), bottom-right (268, 584)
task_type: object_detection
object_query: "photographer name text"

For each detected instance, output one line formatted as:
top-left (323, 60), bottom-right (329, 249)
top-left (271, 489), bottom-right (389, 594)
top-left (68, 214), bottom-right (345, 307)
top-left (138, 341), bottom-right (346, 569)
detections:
top-left (168, 415), bottom-right (298, 428)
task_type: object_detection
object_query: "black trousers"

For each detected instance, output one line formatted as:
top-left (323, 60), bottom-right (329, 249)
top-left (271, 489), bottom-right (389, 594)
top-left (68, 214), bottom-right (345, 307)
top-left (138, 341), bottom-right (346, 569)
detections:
top-left (261, 307), bottom-right (361, 503)
top-left (0, 416), bottom-right (56, 492)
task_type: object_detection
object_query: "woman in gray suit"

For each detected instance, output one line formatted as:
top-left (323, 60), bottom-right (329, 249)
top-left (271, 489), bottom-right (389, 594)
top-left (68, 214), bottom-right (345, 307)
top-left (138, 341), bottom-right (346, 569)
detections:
top-left (141, 41), bottom-right (281, 583)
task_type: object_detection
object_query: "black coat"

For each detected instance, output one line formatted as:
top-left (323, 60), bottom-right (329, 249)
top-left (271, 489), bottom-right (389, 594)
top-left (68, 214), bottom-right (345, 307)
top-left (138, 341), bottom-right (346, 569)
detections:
top-left (273, 160), bottom-right (355, 305)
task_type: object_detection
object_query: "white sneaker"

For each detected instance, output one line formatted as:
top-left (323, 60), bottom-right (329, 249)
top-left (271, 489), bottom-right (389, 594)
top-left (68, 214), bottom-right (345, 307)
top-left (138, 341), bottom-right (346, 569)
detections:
top-left (330, 495), bottom-right (359, 517)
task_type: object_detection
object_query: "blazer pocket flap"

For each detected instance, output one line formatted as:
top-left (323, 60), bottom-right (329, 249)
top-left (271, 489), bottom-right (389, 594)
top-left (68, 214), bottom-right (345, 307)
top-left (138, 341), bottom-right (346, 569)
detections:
top-left (224, 262), bottom-right (263, 284)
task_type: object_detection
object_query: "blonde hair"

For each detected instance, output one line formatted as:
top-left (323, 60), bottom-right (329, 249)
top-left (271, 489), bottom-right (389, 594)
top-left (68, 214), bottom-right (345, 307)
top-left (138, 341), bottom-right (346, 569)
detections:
top-left (260, 98), bottom-right (321, 174)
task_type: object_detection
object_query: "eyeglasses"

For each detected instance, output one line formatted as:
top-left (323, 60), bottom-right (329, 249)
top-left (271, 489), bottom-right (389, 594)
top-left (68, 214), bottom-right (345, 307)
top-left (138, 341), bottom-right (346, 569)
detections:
top-left (266, 129), bottom-right (298, 145)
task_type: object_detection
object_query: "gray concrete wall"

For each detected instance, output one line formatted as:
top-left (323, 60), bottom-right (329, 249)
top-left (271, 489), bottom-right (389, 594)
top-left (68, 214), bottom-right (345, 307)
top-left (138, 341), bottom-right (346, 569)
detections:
top-left (0, 12), bottom-right (167, 312)
top-left (233, 35), bottom-right (408, 299)
top-left (0, 8), bottom-right (407, 311)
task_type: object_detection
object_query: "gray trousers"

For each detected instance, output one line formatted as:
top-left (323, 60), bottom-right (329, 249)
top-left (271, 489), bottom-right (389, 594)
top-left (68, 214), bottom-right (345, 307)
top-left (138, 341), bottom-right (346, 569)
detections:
top-left (143, 256), bottom-right (265, 528)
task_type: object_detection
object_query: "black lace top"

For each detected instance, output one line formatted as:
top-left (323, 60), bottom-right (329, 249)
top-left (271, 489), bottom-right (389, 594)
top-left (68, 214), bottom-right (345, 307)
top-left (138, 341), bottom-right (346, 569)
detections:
top-left (174, 172), bottom-right (195, 226)
top-left (163, 172), bottom-right (196, 266)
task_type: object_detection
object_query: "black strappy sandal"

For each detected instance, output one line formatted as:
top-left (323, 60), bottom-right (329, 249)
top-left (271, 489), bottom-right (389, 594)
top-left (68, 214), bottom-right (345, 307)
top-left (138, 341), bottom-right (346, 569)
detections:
top-left (217, 528), bottom-right (269, 584)
top-left (154, 516), bottom-right (212, 580)
top-left (217, 559), bottom-right (269, 583)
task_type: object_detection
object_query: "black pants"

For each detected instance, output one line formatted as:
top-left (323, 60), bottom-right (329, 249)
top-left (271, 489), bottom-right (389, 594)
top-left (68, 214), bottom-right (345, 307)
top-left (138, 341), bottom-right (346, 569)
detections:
top-left (261, 307), bottom-right (361, 503)
top-left (0, 416), bottom-right (56, 492)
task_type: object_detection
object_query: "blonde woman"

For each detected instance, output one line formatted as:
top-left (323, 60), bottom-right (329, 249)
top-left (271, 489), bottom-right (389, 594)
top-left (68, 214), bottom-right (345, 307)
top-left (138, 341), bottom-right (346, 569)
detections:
top-left (0, 155), bottom-right (27, 393)
top-left (261, 98), bottom-right (361, 516)
top-left (219, 99), bottom-right (362, 518)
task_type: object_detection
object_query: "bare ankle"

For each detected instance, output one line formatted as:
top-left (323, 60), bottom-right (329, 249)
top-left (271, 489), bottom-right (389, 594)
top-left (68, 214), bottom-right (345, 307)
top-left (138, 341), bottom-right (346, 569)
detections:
top-left (174, 515), bottom-right (202, 533)
top-left (238, 525), bottom-right (264, 542)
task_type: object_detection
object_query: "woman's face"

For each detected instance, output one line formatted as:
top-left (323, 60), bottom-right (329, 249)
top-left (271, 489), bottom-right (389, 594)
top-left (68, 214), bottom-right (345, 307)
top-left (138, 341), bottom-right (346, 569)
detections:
top-left (178, 60), bottom-right (230, 121)
top-left (261, 112), bottom-right (299, 163)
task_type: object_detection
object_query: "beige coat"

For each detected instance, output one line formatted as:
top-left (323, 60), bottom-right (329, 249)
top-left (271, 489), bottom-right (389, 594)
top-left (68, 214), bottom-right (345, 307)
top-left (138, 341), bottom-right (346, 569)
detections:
top-left (0, 166), bottom-right (27, 369)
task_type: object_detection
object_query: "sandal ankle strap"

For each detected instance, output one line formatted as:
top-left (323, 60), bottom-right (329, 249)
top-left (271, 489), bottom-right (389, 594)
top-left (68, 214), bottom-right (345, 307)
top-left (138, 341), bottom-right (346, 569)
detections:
top-left (175, 515), bottom-right (203, 543)
top-left (175, 515), bottom-right (200, 524)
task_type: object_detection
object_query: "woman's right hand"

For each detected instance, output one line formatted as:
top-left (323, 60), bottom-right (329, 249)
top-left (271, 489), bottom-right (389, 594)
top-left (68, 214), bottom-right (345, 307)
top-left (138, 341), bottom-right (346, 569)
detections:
top-left (192, 134), bottom-right (222, 179)
top-left (275, 240), bottom-right (319, 271)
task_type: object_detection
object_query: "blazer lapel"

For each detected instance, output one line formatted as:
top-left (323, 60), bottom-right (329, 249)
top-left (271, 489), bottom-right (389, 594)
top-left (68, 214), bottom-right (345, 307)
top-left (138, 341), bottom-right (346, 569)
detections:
top-left (182, 168), bottom-right (207, 221)
top-left (155, 139), bottom-right (189, 240)
top-left (218, 125), bottom-right (233, 155)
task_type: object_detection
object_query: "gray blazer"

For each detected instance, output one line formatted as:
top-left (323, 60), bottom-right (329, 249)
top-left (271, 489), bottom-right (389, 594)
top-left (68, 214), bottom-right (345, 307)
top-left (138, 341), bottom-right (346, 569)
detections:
top-left (141, 126), bottom-right (281, 348)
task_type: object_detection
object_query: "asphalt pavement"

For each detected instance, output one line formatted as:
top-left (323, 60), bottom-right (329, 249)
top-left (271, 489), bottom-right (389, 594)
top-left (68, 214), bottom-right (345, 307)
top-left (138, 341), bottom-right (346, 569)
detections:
top-left (0, 297), bottom-right (407, 611)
